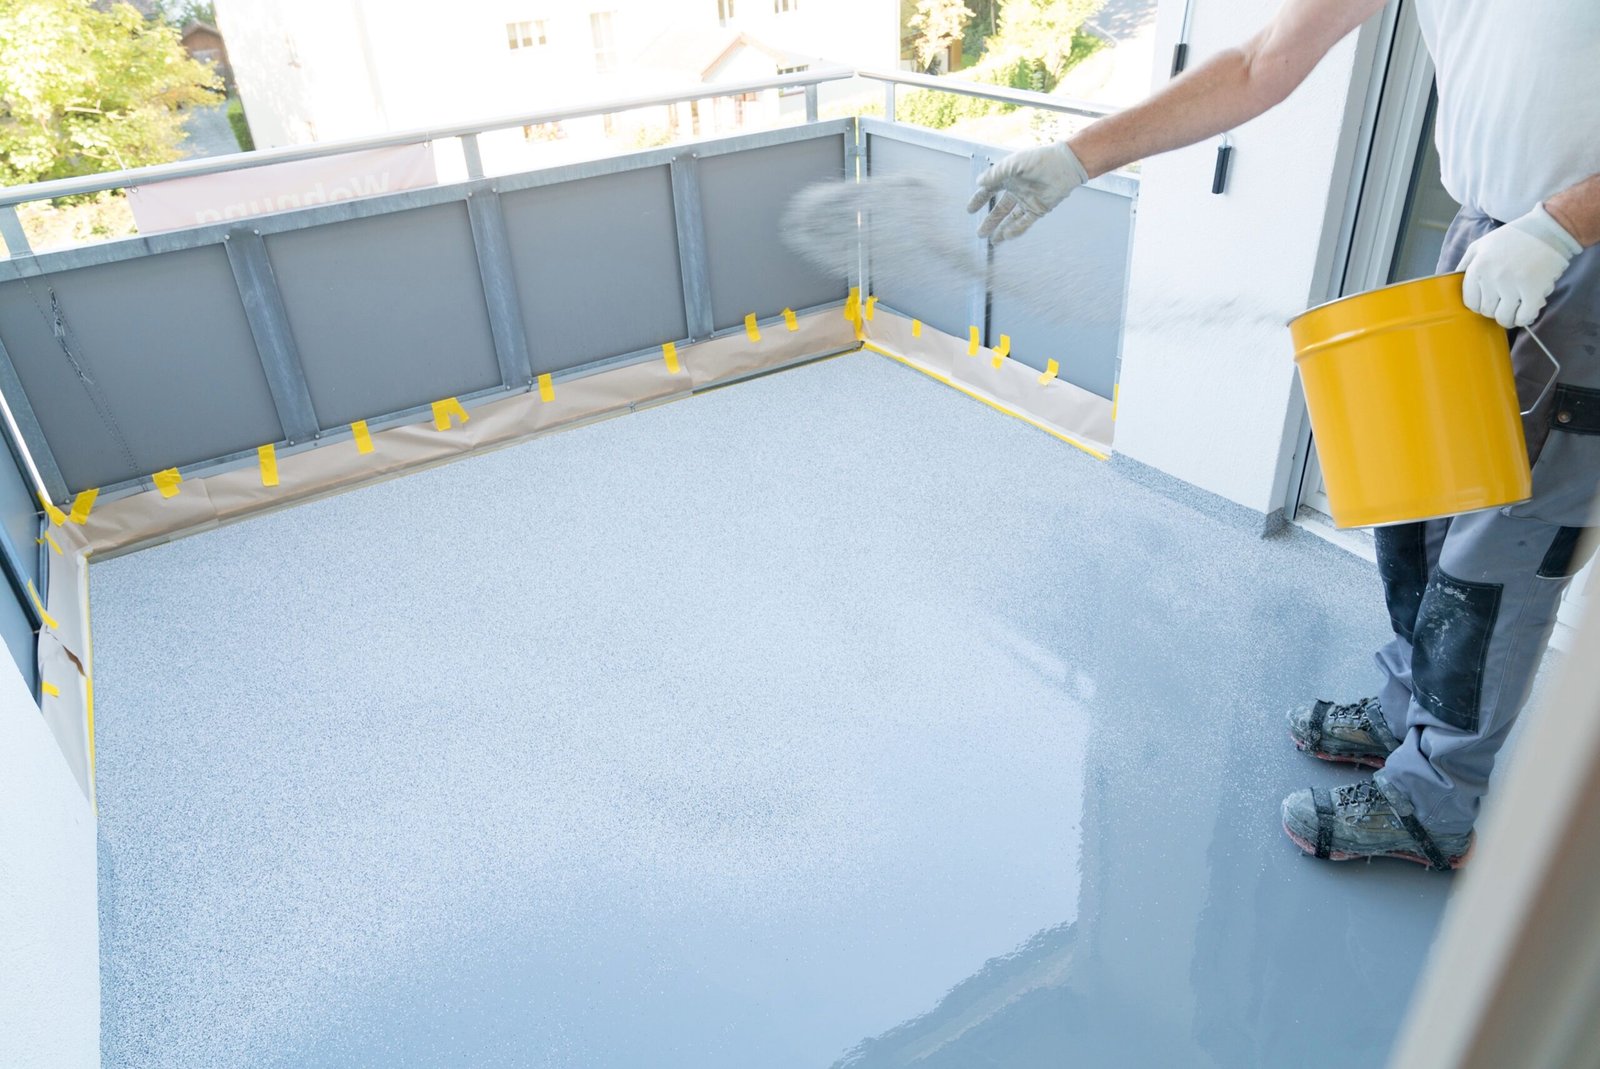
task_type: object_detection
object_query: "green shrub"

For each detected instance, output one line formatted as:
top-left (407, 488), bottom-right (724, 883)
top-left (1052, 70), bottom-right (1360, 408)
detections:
top-left (227, 97), bottom-right (254, 152)
top-left (894, 33), bottom-right (1098, 130)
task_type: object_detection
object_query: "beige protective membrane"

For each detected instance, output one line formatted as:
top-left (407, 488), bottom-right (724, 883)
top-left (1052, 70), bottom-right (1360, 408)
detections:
top-left (861, 311), bottom-right (1115, 459)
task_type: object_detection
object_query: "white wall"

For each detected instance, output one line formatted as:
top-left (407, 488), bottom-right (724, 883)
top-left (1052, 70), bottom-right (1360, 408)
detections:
top-left (0, 656), bottom-right (100, 1069)
top-left (1112, 0), bottom-right (1378, 517)
top-left (216, 0), bottom-right (381, 147)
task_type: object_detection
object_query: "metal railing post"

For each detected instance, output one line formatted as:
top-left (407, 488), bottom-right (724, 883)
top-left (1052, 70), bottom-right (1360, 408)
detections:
top-left (461, 134), bottom-right (485, 180)
top-left (465, 188), bottom-right (534, 389)
top-left (669, 151), bottom-right (715, 342)
top-left (805, 84), bottom-right (819, 123)
top-left (0, 206), bottom-right (32, 259)
top-left (968, 153), bottom-right (992, 346)
top-left (883, 82), bottom-right (896, 123)
top-left (223, 228), bottom-right (321, 446)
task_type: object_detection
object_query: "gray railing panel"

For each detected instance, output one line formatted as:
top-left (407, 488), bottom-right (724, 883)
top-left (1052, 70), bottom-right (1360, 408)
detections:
top-left (265, 200), bottom-right (503, 429)
top-left (864, 135), bottom-right (978, 340)
top-left (0, 583), bottom-right (33, 692)
top-left (0, 435), bottom-right (39, 594)
top-left (0, 246), bottom-right (283, 491)
top-left (0, 419), bottom-right (40, 692)
top-left (500, 165), bottom-right (688, 374)
top-left (986, 183), bottom-right (1132, 401)
top-left (698, 138), bottom-right (848, 332)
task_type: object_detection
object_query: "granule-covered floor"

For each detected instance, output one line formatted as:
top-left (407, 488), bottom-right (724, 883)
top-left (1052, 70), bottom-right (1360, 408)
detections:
top-left (92, 351), bottom-right (1454, 1068)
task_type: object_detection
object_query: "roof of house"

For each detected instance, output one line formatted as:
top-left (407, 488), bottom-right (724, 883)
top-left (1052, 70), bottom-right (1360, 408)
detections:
top-left (632, 26), bottom-right (815, 83)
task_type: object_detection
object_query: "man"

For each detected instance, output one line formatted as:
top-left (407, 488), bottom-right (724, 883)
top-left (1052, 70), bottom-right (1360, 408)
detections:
top-left (969, 0), bottom-right (1600, 870)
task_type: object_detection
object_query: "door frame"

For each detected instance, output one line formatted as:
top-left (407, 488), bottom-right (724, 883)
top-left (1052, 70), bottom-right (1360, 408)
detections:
top-left (1285, 0), bottom-right (1437, 523)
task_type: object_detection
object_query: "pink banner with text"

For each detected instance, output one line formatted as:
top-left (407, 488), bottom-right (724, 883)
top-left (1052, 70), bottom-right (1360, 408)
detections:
top-left (127, 144), bottom-right (438, 234)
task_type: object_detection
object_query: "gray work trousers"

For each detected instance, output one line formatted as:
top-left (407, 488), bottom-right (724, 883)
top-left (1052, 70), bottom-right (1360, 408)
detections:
top-left (1373, 208), bottom-right (1600, 836)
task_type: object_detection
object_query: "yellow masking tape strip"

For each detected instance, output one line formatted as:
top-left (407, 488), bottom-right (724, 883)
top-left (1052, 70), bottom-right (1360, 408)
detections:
top-left (745, 313), bottom-right (762, 342)
top-left (1039, 358), bottom-right (1060, 385)
top-left (846, 287), bottom-right (861, 323)
top-left (1113, 383), bottom-right (1120, 421)
top-left (538, 373), bottom-right (555, 402)
top-left (432, 397), bottom-right (470, 430)
top-left (86, 675), bottom-right (96, 792)
top-left (42, 681), bottom-right (60, 697)
top-left (36, 531), bottom-right (62, 555)
top-left (783, 307), bottom-right (799, 332)
top-left (352, 420), bottom-right (374, 454)
top-left (995, 334), bottom-right (1011, 358)
top-left (84, 564), bottom-right (97, 801)
top-left (864, 296), bottom-right (878, 321)
top-left (69, 488), bottom-right (98, 524)
top-left (854, 319), bottom-right (865, 342)
top-left (257, 444), bottom-right (280, 487)
top-left (27, 580), bottom-right (58, 630)
top-left (967, 326), bottom-right (980, 356)
top-left (912, 319), bottom-right (923, 338)
top-left (153, 468), bottom-right (182, 498)
top-left (38, 492), bottom-right (67, 527)
top-left (663, 342), bottom-right (681, 374)
top-left (861, 342), bottom-right (1111, 461)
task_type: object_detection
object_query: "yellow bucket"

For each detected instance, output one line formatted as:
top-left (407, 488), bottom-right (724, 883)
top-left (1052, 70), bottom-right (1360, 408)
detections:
top-left (1290, 273), bottom-right (1540, 528)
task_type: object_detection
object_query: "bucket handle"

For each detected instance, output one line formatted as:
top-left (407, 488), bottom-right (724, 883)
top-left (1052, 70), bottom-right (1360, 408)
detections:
top-left (1521, 328), bottom-right (1563, 417)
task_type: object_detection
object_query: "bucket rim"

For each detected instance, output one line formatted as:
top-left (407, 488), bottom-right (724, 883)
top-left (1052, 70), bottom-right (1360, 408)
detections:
top-left (1288, 271), bottom-right (1467, 328)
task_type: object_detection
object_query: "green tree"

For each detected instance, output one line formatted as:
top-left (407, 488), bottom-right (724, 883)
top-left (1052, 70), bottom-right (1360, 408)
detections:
top-left (962, 0), bottom-right (999, 65)
top-left (155, 0), bottom-right (216, 28)
top-left (909, 0), bottom-right (972, 72)
top-left (985, 0), bottom-right (1104, 83)
top-left (0, 0), bottom-right (221, 186)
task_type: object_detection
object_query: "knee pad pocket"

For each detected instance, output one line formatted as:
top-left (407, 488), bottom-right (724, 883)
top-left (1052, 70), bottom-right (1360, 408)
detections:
top-left (1412, 568), bottom-right (1502, 733)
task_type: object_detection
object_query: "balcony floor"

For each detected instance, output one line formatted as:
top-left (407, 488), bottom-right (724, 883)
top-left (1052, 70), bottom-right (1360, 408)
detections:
top-left (93, 350), bottom-right (1452, 1068)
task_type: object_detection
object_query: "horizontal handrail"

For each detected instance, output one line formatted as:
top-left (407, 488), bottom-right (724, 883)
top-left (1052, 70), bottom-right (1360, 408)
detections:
top-left (0, 65), bottom-right (1118, 210)
top-left (0, 67), bottom-right (857, 207)
top-left (856, 68), bottom-right (1115, 120)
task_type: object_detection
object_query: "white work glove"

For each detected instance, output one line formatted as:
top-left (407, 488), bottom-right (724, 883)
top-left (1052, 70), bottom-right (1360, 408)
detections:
top-left (1459, 204), bottom-right (1582, 328)
top-left (966, 142), bottom-right (1088, 243)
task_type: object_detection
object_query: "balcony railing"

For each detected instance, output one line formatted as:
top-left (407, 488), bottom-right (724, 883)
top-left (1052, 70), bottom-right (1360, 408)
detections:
top-left (0, 69), bottom-right (1132, 695)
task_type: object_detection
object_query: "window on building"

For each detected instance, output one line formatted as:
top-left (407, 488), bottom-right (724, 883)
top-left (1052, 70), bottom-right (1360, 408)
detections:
top-left (505, 20), bottom-right (547, 50)
top-left (717, 0), bottom-right (736, 25)
top-left (591, 12), bottom-right (617, 73)
top-left (776, 63), bottom-right (809, 96)
top-left (773, 0), bottom-right (798, 12)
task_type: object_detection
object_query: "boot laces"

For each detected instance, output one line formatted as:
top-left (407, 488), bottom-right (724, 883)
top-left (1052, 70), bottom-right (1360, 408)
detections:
top-left (1332, 781), bottom-right (1391, 818)
top-left (1330, 698), bottom-right (1379, 731)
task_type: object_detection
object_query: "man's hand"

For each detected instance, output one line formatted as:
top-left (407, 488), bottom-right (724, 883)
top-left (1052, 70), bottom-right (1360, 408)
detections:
top-left (1460, 205), bottom-right (1582, 329)
top-left (966, 142), bottom-right (1088, 243)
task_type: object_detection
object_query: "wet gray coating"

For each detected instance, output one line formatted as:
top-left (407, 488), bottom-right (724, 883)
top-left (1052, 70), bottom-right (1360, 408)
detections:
top-left (92, 352), bottom-right (1452, 1068)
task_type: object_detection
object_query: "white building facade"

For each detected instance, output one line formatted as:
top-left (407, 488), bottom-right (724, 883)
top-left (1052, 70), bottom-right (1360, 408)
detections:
top-left (216, 0), bottom-right (899, 156)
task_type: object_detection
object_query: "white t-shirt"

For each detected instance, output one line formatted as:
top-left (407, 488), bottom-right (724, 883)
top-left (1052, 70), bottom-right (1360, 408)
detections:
top-left (1414, 0), bottom-right (1600, 221)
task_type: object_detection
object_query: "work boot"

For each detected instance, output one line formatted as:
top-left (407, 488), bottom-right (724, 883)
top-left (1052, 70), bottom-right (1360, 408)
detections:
top-left (1287, 697), bottom-right (1401, 769)
top-left (1281, 780), bottom-right (1472, 871)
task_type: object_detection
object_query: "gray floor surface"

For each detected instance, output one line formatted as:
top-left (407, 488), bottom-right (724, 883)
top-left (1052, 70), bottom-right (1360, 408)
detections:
top-left (93, 352), bottom-right (1455, 1068)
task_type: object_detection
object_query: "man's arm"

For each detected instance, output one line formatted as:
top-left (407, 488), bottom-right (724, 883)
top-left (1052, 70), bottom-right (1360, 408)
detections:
top-left (1547, 174), bottom-right (1600, 248)
top-left (970, 0), bottom-right (1388, 241)
top-left (1070, 0), bottom-right (1390, 178)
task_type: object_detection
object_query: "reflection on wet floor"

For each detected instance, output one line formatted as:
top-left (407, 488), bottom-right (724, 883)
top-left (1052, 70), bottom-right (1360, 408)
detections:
top-left (92, 352), bottom-right (1450, 1068)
